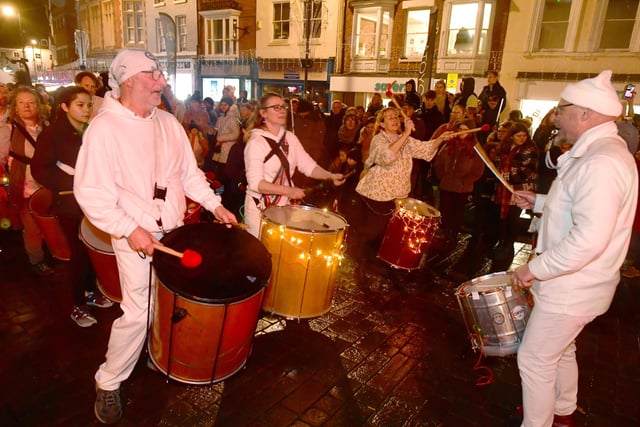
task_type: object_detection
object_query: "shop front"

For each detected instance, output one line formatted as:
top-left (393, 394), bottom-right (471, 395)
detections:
top-left (199, 59), bottom-right (256, 103)
top-left (330, 75), bottom-right (420, 109)
top-left (257, 58), bottom-right (333, 108)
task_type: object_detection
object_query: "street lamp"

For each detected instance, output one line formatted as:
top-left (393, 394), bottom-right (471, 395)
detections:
top-left (1, 5), bottom-right (25, 59)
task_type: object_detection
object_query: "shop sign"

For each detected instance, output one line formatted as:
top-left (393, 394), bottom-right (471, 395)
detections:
top-left (284, 73), bottom-right (300, 79)
top-left (374, 81), bottom-right (405, 93)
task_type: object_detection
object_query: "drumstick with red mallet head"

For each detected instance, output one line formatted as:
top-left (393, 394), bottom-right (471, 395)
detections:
top-left (153, 243), bottom-right (203, 268)
top-left (448, 123), bottom-right (492, 138)
top-left (384, 84), bottom-right (415, 132)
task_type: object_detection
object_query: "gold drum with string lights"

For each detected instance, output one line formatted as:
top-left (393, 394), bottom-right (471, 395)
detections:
top-left (377, 198), bottom-right (441, 270)
top-left (259, 205), bottom-right (348, 319)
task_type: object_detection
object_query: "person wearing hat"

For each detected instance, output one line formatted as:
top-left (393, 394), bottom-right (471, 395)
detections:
top-left (511, 70), bottom-right (638, 427)
top-left (73, 49), bottom-right (237, 424)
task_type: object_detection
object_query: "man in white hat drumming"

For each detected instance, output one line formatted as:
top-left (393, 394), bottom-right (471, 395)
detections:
top-left (74, 49), bottom-right (237, 424)
top-left (511, 70), bottom-right (638, 427)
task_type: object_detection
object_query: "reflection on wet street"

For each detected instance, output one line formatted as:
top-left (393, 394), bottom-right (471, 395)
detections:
top-left (1, 229), bottom-right (639, 426)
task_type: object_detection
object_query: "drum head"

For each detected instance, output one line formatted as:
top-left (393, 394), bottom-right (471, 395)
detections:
top-left (28, 188), bottom-right (54, 217)
top-left (456, 271), bottom-right (511, 295)
top-left (395, 198), bottom-right (440, 218)
top-left (262, 205), bottom-right (348, 233)
top-left (153, 223), bottom-right (272, 303)
top-left (79, 218), bottom-right (113, 254)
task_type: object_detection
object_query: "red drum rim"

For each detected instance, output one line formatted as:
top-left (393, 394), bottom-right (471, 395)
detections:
top-left (152, 223), bottom-right (272, 304)
top-left (261, 205), bottom-right (348, 233)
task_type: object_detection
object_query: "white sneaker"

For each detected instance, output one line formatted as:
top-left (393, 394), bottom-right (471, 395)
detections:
top-left (70, 305), bottom-right (97, 327)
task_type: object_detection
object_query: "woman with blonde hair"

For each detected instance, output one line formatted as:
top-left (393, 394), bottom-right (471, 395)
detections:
top-left (352, 107), bottom-right (452, 278)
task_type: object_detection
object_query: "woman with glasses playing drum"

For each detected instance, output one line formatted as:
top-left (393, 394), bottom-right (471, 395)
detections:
top-left (243, 93), bottom-right (345, 237)
top-left (353, 107), bottom-right (453, 279)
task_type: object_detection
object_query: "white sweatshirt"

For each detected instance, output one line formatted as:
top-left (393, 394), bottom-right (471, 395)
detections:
top-left (74, 92), bottom-right (223, 238)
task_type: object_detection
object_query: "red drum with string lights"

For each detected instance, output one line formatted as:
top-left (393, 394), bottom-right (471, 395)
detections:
top-left (149, 223), bottom-right (272, 384)
top-left (28, 188), bottom-right (71, 260)
top-left (79, 218), bottom-right (122, 302)
top-left (377, 198), bottom-right (440, 270)
top-left (455, 271), bottom-right (533, 357)
top-left (260, 205), bottom-right (348, 319)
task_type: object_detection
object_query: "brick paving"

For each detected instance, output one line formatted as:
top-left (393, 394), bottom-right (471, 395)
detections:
top-left (1, 227), bottom-right (639, 426)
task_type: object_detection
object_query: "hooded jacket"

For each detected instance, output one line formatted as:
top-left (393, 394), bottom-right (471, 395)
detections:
top-left (404, 79), bottom-right (421, 110)
top-left (74, 92), bottom-right (224, 239)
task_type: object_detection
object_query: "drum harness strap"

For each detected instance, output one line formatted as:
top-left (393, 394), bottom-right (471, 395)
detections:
top-left (111, 116), bottom-right (170, 236)
top-left (252, 134), bottom-right (292, 209)
top-left (8, 120), bottom-right (37, 165)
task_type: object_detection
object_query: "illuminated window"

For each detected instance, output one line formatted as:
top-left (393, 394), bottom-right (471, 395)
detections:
top-left (352, 2), bottom-right (394, 59)
top-left (404, 9), bottom-right (430, 59)
top-left (444, 1), bottom-right (493, 56)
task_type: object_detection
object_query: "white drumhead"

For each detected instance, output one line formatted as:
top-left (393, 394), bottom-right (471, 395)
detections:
top-left (262, 205), bottom-right (348, 232)
top-left (395, 198), bottom-right (440, 218)
top-left (79, 218), bottom-right (114, 254)
top-left (456, 271), bottom-right (512, 295)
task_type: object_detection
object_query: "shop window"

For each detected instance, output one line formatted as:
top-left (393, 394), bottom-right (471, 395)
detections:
top-left (403, 9), bottom-right (430, 60)
top-left (443, 0), bottom-right (493, 56)
top-left (597, 0), bottom-right (640, 50)
top-left (123, 1), bottom-right (145, 46)
top-left (201, 10), bottom-right (240, 57)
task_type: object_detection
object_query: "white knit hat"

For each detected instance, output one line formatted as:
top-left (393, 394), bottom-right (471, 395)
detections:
top-left (108, 49), bottom-right (162, 97)
top-left (560, 70), bottom-right (622, 117)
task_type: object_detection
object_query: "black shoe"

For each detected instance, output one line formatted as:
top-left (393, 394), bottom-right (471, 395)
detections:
top-left (94, 387), bottom-right (122, 424)
top-left (31, 262), bottom-right (54, 276)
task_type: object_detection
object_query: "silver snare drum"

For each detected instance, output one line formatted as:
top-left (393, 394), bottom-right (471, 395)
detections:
top-left (455, 271), bottom-right (533, 357)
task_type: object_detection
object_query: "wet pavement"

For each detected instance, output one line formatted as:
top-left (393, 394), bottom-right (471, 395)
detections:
top-left (1, 226), bottom-right (639, 426)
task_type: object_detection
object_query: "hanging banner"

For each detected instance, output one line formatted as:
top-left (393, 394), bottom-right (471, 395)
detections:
top-left (416, 7), bottom-right (439, 97)
top-left (158, 13), bottom-right (177, 84)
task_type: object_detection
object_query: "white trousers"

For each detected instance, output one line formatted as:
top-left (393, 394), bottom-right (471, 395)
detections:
top-left (94, 235), bottom-right (158, 391)
top-left (517, 307), bottom-right (595, 427)
top-left (243, 194), bottom-right (261, 238)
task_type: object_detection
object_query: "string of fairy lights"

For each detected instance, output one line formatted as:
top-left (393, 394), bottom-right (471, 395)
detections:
top-left (393, 204), bottom-right (440, 254)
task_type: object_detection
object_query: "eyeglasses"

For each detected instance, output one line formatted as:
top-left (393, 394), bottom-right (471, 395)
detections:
top-left (262, 104), bottom-right (288, 111)
top-left (140, 69), bottom-right (165, 81)
top-left (553, 103), bottom-right (574, 115)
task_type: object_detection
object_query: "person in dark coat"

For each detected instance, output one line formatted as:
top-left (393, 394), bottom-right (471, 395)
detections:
top-left (323, 99), bottom-right (345, 166)
top-left (478, 70), bottom-right (507, 112)
top-left (31, 86), bottom-right (113, 327)
top-left (404, 79), bottom-right (421, 111)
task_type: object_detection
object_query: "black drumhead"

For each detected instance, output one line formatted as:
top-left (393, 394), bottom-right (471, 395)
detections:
top-left (153, 223), bottom-right (272, 303)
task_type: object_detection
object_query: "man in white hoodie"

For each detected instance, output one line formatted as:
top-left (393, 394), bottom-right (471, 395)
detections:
top-left (511, 70), bottom-right (638, 427)
top-left (74, 49), bottom-right (237, 424)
